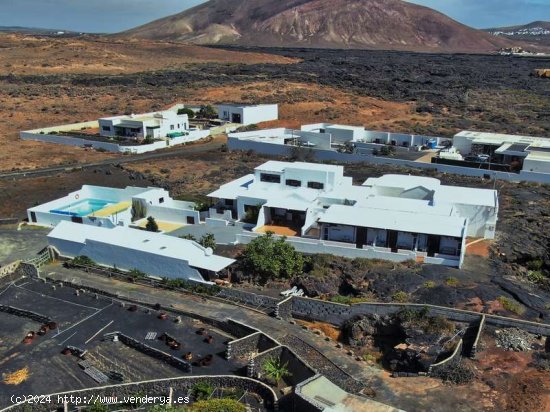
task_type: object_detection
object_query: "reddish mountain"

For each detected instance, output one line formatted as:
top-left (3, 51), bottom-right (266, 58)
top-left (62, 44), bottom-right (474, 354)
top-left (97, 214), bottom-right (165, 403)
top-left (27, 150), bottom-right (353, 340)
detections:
top-left (121, 0), bottom-right (512, 52)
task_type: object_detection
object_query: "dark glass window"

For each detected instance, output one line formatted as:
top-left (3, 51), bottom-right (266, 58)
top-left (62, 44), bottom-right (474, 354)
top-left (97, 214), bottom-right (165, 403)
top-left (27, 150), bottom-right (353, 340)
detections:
top-left (308, 181), bottom-right (324, 189)
top-left (286, 179), bottom-right (301, 187)
top-left (260, 173), bottom-right (281, 183)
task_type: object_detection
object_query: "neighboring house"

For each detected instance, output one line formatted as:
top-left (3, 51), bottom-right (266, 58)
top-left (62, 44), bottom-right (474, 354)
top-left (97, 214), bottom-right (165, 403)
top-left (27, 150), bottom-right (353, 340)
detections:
top-left (27, 185), bottom-right (199, 232)
top-left (208, 161), bottom-right (499, 268)
top-left (217, 104), bottom-right (279, 125)
top-left (452, 131), bottom-right (550, 174)
top-left (99, 104), bottom-right (190, 141)
top-left (227, 122), bottom-right (449, 150)
top-left (48, 221), bottom-right (234, 283)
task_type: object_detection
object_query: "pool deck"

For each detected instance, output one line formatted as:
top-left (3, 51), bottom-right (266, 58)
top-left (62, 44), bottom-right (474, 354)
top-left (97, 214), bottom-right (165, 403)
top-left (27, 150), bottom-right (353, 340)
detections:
top-left (132, 218), bottom-right (186, 233)
top-left (89, 201), bottom-right (131, 218)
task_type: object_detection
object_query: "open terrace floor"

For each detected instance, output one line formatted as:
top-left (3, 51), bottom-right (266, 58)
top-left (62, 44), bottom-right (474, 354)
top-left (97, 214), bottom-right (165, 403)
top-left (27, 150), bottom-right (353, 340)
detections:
top-left (0, 277), bottom-right (246, 407)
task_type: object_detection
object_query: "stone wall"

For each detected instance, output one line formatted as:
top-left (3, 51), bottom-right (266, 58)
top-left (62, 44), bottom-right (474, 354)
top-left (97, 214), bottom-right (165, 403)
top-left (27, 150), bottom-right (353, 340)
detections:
top-left (14, 262), bottom-right (40, 278)
top-left (428, 340), bottom-right (464, 376)
top-left (5, 375), bottom-right (278, 412)
top-left (115, 333), bottom-right (191, 372)
top-left (275, 296), bottom-right (293, 320)
top-left (0, 261), bottom-right (20, 278)
top-left (248, 345), bottom-right (316, 387)
top-left (226, 332), bottom-right (278, 360)
top-left (470, 315), bottom-right (486, 360)
top-left (0, 305), bottom-right (51, 324)
top-left (217, 287), bottom-right (279, 310)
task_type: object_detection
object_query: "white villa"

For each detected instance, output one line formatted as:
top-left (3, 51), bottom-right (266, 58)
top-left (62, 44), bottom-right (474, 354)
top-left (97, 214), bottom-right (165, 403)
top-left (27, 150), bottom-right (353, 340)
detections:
top-left (217, 104), bottom-right (279, 125)
top-left (227, 122), bottom-right (449, 151)
top-left (99, 104), bottom-right (191, 141)
top-left (48, 221), bottom-right (234, 282)
top-left (208, 161), bottom-right (499, 268)
top-left (451, 131), bottom-right (550, 175)
top-left (27, 185), bottom-right (199, 233)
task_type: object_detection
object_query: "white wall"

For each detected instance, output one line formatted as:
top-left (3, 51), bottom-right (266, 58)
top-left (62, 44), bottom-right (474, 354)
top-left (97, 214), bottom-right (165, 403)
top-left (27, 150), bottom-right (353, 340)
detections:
top-left (523, 156), bottom-right (550, 174)
top-left (219, 105), bottom-right (278, 125)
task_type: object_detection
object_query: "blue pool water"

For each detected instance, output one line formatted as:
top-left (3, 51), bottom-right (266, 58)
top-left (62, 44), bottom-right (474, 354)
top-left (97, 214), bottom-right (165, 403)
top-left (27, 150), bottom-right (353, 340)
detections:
top-left (51, 198), bottom-right (115, 217)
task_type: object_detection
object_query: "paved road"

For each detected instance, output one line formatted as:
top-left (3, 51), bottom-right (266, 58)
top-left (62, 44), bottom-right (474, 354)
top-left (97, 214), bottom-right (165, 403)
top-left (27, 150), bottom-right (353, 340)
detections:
top-left (0, 140), bottom-right (224, 180)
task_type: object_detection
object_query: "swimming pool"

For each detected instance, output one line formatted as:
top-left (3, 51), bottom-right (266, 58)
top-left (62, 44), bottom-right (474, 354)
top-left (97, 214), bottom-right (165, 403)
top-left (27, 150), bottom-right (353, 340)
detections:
top-left (51, 198), bottom-right (116, 217)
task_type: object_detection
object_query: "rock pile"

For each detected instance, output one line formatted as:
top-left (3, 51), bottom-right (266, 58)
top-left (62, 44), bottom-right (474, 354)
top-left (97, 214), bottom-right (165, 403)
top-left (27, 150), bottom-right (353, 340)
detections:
top-left (495, 328), bottom-right (535, 351)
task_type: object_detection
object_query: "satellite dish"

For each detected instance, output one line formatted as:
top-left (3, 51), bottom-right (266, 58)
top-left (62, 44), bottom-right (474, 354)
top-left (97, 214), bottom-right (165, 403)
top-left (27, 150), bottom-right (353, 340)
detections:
top-left (204, 247), bottom-right (213, 256)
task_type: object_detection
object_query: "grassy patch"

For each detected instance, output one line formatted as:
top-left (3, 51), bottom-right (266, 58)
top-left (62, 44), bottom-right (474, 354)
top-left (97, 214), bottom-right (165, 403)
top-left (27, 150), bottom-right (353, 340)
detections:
top-left (445, 277), bottom-right (459, 287)
top-left (392, 291), bottom-right (409, 303)
top-left (424, 281), bottom-right (436, 288)
top-left (497, 296), bottom-right (525, 315)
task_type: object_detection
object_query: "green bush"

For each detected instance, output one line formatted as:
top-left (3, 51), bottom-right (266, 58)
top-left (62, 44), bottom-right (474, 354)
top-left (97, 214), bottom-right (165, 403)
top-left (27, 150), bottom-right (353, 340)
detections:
top-left (128, 268), bottom-right (147, 279)
top-left (199, 233), bottom-right (217, 251)
top-left (526, 270), bottom-right (545, 284)
top-left (240, 232), bottom-right (305, 282)
top-left (179, 234), bottom-right (197, 242)
top-left (445, 277), bottom-right (459, 287)
top-left (392, 291), bottom-right (409, 303)
top-left (177, 107), bottom-right (195, 118)
top-left (191, 381), bottom-right (214, 401)
top-left (145, 216), bottom-right (159, 232)
top-left (526, 259), bottom-right (544, 271)
top-left (424, 281), bottom-right (436, 288)
top-left (262, 357), bottom-right (291, 385)
top-left (71, 256), bottom-right (95, 266)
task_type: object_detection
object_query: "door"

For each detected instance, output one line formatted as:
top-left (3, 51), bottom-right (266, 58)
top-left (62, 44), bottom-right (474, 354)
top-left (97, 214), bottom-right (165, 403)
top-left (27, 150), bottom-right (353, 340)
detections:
top-left (427, 235), bottom-right (441, 257)
top-left (30, 212), bottom-right (37, 223)
top-left (231, 113), bottom-right (242, 123)
top-left (356, 227), bottom-right (367, 249)
top-left (186, 216), bottom-right (195, 225)
top-left (387, 230), bottom-right (398, 253)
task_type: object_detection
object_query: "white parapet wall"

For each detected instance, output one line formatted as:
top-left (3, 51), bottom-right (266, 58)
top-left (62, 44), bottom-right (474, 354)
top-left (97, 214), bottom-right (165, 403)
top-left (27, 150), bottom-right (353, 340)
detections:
top-left (21, 122), bottom-right (210, 154)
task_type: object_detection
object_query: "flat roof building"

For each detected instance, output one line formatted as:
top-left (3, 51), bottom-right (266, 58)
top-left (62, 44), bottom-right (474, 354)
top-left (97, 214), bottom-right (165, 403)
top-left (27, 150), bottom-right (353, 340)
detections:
top-left (209, 161), bottom-right (499, 268)
top-left (48, 221), bottom-right (234, 283)
top-left (217, 104), bottom-right (278, 126)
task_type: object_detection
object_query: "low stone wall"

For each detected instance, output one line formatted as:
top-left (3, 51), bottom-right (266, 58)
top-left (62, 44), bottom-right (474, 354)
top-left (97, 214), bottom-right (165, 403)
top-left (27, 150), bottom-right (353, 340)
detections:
top-left (5, 375), bottom-right (278, 411)
top-left (217, 287), bottom-right (279, 310)
top-left (470, 315), bottom-right (486, 359)
top-left (428, 339), bottom-right (464, 376)
top-left (226, 332), bottom-right (278, 360)
top-left (275, 296), bottom-right (293, 320)
top-left (14, 262), bottom-right (40, 278)
top-left (0, 260), bottom-right (20, 278)
top-left (288, 297), bottom-right (550, 336)
top-left (116, 333), bottom-right (192, 373)
top-left (0, 305), bottom-right (51, 324)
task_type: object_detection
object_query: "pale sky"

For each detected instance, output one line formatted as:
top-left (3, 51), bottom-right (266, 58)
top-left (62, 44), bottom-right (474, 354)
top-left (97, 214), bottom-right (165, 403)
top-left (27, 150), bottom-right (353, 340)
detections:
top-left (0, 0), bottom-right (547, 33)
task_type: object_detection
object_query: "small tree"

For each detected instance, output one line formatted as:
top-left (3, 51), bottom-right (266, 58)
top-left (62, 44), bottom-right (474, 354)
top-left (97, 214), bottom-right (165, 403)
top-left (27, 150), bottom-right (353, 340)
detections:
top-left (199, 233), bottom-right (217, 251)
top-left (198, 105), bottom-right (217, 119)
top-left (177, 107), bottom-right (195, 118)
top-left (262, 357), bottom-right (291, 385)
top-left (145, 216), bottom-right (159, 232)
top-left (240, 232), bottom-right (305, 282)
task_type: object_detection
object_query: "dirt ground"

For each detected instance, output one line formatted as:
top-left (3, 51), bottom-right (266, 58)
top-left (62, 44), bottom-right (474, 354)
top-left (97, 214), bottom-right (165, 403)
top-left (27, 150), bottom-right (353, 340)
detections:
top-left (0, 33), bottom-right (296, 76)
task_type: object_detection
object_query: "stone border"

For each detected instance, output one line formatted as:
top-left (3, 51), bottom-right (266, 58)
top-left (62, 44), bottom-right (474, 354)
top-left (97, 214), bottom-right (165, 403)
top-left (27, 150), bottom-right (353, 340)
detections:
top-left (3, 375), bottom-right (278, 412)
top-left (0, 304), bottom-right (51, 324)
top-left (428, 339), bottom-right (464, 376)
top-left (470, 315), bottom-right (486, 359)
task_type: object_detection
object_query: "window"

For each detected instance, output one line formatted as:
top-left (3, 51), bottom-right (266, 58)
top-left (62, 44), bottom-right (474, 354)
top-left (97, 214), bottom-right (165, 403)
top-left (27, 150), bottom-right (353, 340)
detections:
top-left (225, 199), bottom-right (234, 206)
top-left (159, 197), bottom-right (164, 204)
top-left (308, 181), bottom-right (324, 190)
top-left (260, 173), bottom-right (281, 183)
top-left (170, 125), bottom-right (175, 130)
top-left (177, 124), bottom-right (180, 128)
top-left (286, 179), bottom-right (301, 187)
top-left (186, 216), bottom-right (195, 224)
top-left (102, 126), bottom-right (111, 132)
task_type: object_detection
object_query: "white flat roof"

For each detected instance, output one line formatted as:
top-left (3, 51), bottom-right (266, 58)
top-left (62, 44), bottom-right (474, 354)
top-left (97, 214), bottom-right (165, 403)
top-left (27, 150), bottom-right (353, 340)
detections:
top-left (435, 186), bottom-right (498, 208)
top-left (255, 160), bottom-right (344, 174)
top-left (456, 130), bottom-right (550, 147)
top-left (319, 205), bottom-right (466, 237)
top-left (48, 222), bottom-right (234, 273)
top-left (363, 174), bottom-right (441, 191)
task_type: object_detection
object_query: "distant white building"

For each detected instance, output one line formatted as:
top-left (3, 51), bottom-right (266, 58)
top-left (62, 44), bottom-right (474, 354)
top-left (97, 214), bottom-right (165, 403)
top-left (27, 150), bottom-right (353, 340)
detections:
top-left (208, 161), bottom-right (499, 268)
top-left (217, 104), bottom-right (278, 125)
top-left (452, 131), bottom-right (550, 175)
top-left (99, 104), bottom-right (190, 141)
top-left (27, 185), bottom-right (199, 232)
top-left (48, 222), bottom-right (234, 283)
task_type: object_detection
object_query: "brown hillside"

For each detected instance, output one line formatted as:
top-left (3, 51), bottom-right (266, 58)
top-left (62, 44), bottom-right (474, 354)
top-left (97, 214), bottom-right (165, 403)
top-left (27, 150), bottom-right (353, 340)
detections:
top-left (121, 0), bottom-right (512, 52)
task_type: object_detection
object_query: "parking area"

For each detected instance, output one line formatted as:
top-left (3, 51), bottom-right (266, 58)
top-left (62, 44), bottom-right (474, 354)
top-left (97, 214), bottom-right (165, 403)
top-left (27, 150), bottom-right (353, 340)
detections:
top-left (0, 226), bottom-right (49, 265)
top-left (0, 278), bottom-right (246, 406)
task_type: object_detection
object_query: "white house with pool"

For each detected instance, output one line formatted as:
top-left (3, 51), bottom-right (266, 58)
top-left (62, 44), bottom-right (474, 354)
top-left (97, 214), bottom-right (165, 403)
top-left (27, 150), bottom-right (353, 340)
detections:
top-left (208, 161), bottom-right (499, 268)
top-left (48, 221), bottom-right (234, 283)
top-left (27, 185), bottom-right (200, 233)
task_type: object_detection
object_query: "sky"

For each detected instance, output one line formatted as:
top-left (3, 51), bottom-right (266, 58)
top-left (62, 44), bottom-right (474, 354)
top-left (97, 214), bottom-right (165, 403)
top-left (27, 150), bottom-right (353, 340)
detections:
top-left (0, 0), bottom-right (547, 33)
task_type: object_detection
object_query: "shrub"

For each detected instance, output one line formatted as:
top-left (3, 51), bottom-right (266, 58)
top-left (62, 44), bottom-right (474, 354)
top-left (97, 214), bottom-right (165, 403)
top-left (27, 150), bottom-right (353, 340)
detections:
top-left (526, 270), bottom-right (545, 284)
top-left (497, 296), bottom-right (525, 315)
top-left (128, 268), bottom-right (147, 279)
top-left (71, 256), bottom-right (95, 266)
top-left (145, 216), bottom-right (159, 232)
top-left (240, 232), bottom-right (305, 282)
top-left (330, 295), bottom-right (353, 305)
top-left (262, 357), bottom-right (291, 385)
top-left (198, 105), bottom-right (217, 119)
top-left (392, 291), bottom-right (409, 303)
top-left (424, 281), bottom-right (436, 288)
top-left (177, 107), bottom-right (195, 118)
top-left (526, 259), bottom-right (544, 271)
top-left (179, 234), bottom-right (197, 242)
top-left (445, 277), bottom-right (459, 287)
top-left (191, 381), bottom-right (214, 401)
top-left (199, 233), bottom-right (217, 251)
